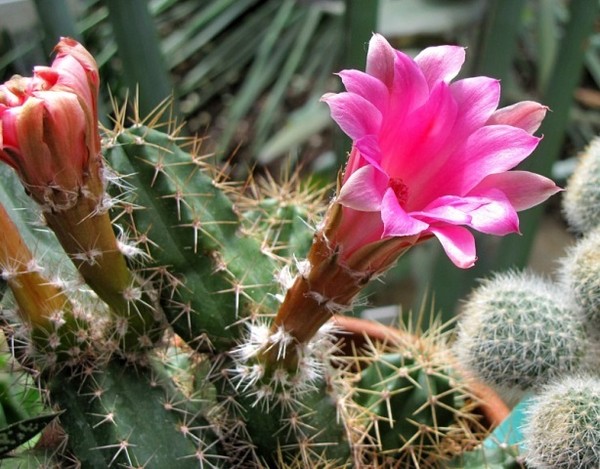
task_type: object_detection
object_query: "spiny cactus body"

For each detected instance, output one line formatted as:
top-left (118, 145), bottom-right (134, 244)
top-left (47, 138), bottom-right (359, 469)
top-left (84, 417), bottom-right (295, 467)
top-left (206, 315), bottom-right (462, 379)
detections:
top-left (349, 322), bottom-right (486, 468)
top-left (454, 271), bottom-right (587, 405)
top-left (524, 375), bottom-right (600, 469)
top-left (558, 229), bottom-right (600, 337)
top-left (562, 136), bottom-right (600, 234)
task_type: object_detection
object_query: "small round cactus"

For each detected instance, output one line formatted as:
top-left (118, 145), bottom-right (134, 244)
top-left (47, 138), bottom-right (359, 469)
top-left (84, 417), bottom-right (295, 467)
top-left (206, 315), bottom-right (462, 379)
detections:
top-left (524, 375), bottom-right (600, 469)
top-left (558, 228), bottom-right (600, 335)
top-left (454, 271), bottom-right (587, 404)
top-left (563, 136), bottom-right (600, 234)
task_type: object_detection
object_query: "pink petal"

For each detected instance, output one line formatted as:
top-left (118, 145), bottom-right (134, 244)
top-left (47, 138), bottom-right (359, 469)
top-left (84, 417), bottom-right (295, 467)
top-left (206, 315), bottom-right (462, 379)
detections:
top-left (381, 81), bottom-right (457, 181)
top-left (418, 193), bottom-right (518, 235)
top-left (338, 69), bottom-right (389, 113)
top-left (381, 188), bottom-right (429, 237)
top-left (366, 34), bottom-right (396, 88)
top-left (413, 200), bottom-right (473, 225)
top-left (415, 45), bottom-right (466, 88)
top-left (36, 90), bottom-right (88, 186)
top-left (354, 135), bottom-right (385, 170)
top-left (338, 165), bottom-right (387, 211)
top-left (487, 101), bottom-right (547, 134)
top-left (321, 92), bottom-right (382, 141)
top-left (462, 192), bottom-right (520, 235)
top-left (426, 125), bottom-right (541, 199)
top-left (428, 225), bottom-right (476, 268)
top-left (389, 51), bottom-right (430, 118)
top-left (469, 171), bottom-right (561, 211)
top-left (451, 77), bottom-right (500, 136)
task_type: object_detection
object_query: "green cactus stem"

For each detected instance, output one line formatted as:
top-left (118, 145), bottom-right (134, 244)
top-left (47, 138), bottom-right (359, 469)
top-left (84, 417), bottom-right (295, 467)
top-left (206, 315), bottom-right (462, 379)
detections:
top-left (50, 359), bottom-right (221, 468)
top-left (350, 323), bottom-right (486, 467)
top-left (105, 121), bottom-right (279, 351)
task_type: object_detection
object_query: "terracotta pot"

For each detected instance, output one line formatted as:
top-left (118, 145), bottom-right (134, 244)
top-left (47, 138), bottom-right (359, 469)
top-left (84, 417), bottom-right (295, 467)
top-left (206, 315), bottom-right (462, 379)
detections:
top-left (331, 314), bottom-right (510, 429)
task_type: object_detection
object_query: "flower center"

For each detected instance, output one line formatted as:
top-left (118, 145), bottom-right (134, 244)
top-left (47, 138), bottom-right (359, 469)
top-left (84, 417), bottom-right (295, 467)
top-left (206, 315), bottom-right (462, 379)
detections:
top-left (389, 177), bottom-right (409, 206)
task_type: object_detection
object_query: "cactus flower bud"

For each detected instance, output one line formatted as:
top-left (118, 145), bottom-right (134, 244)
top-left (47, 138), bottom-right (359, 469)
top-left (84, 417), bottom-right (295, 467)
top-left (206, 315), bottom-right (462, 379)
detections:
top-left (0, 39), bottom-right (156, 343)
top-left (0, 37), bottom-right (102, 209)
top-left (0, 202), bottom-right (68, 335)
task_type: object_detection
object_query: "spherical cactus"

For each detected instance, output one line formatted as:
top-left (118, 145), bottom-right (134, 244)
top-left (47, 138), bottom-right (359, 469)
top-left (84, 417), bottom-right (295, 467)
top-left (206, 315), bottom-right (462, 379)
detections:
top-left (524, 375), bottom-right (600, 469)
top-left (351, 327), bottom-right (485, 467)
top-left (558, 228), bottom-right (600, 336)
top-left (454, 271), bottom-right (587, 404)
top-left (563, 136), bottom-right (600, 234)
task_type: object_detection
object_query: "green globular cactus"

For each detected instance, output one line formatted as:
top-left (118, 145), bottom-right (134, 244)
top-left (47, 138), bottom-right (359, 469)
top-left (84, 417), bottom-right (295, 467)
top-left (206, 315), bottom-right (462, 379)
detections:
top-left (454, 271), bottom-right (587, 405)
top-left (558, 229), bottom-right (600, 339)
top-left (523, 375), bottom-right (600, 469)
top-left (351, 327), bottom-right (486, 467)
top-left (562, 136), bottom-right (600, 234)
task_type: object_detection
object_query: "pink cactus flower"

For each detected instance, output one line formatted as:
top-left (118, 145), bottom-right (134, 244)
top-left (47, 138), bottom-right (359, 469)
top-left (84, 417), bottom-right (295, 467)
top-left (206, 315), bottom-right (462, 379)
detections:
top-left (322, 34), bottom-right (560, 268)
top-left (0, 37), bottom-right (101, 209)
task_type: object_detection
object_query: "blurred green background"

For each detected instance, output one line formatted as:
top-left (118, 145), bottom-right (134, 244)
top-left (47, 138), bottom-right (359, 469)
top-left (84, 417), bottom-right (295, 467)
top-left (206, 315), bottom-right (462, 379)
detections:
top-left (1, 0), bottom-right (599, 323)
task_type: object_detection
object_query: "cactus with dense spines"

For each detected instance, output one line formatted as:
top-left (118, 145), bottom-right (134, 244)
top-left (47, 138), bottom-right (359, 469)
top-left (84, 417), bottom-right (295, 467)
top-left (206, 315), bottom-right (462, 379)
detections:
top-left (562, 136), bottom-right (600, 234)
top-left (454, 271), bottom-right (587, 405)
top-left (350, 322), bottom-right (487, 467)
top-left (558, 229), bottom-right (600, 338)
top-left (523, 375), bottom-right (600, 469)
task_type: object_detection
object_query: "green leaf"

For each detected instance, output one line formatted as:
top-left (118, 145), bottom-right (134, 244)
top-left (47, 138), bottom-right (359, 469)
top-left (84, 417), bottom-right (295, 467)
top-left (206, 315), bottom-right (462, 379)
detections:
top-left (0, 413), bottom-right (61, 457)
